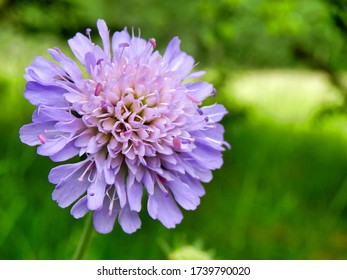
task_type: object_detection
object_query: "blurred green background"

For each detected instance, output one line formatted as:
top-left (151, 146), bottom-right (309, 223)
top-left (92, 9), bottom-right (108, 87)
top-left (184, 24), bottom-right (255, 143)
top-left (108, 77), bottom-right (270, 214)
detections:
top-left (1, 0), bottom-right (347, 259)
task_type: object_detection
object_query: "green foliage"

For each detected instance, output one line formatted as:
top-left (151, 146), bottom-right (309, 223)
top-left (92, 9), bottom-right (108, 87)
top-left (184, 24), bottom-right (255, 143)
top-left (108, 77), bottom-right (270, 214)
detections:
top-left (2, 0), bottom-right (347, 69)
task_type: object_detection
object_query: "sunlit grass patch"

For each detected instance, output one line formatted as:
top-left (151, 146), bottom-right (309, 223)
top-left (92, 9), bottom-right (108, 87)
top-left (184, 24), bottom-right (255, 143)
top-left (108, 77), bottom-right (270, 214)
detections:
top-left (228, 69), bottom-right (342, 125)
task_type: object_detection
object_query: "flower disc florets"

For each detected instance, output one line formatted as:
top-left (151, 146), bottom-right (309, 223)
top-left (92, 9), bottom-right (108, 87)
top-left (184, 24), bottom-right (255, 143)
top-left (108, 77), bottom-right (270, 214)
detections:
top-left (20, 19), bottom-right (229, 234)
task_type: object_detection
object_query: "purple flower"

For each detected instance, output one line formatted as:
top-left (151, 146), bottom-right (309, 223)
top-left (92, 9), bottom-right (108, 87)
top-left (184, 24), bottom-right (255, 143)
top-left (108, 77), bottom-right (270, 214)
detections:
top-left (19, 19), bottom-right (229, 234)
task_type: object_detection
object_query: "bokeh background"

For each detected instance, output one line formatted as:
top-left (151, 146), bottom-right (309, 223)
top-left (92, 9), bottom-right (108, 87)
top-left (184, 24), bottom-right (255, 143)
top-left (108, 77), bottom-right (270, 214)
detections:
top-left (1, 0), bottom-right (347, 259)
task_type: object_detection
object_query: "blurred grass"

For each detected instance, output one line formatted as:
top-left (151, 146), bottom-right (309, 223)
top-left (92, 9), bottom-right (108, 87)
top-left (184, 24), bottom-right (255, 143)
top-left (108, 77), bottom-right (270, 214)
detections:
top-left (229, 69), bottom-right (342, 125)
top-left (1, 18), bottom-right (347, 260)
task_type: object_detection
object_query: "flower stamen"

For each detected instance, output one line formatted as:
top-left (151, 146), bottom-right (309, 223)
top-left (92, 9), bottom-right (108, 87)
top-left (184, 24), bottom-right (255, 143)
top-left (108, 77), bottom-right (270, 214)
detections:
top-left (149, 38), bottom-right (156, 48)
top-left (173, 137), bottom-right (181, 150)
top-left (187, 94), bottom-right (201, 104)
top-left (123, 129), bottom-right (133, 137)
top-left (94, 82), bottom-right (103, 96)
top-left (118, 42), bottom-right (129, 61)
top-left (108, 187), bottom-right (117, 216)
top-left (38, 134), bottom-right (47, 144)
top-left (86, 28), bottom-right (92, 40)
top-left (78, 161), bottom-right (95, 182)
top-left (211, 88), bottom-right (217, 98)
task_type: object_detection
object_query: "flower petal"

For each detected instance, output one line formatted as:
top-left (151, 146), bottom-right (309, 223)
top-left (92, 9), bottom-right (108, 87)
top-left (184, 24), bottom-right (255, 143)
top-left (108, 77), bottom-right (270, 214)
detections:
top-left (49, 141), bottom-right (80, 162)
top-left (127, 179), bottom-right (143, 212)
top-left (183, 176), bottom-right (206, 197)
top-left (24, 82), bottom-right (67, 107)
top-left (147, 193), bottom-right (158, 219)
top-left (32, 107), bottom-right (73, 123)
top-left (84, 52), bottom-right (97, 78)
top-left (93, 198), bottom-right (118, 234)
top-left (163, 37), bottom-right (181, 64)
top-left (48, 159), bottom-right (89, 184)
top-left (193, 123), bottom-right (230, 151)
top-left (118, 206), bottom-right (141, 234)
top-left (97, 19), bottom-right (111, 60)
top-left (37, 136), bottom-right (70, 157)
top-left (19, 122), bottom-right (55, 146)
top-left (51, 164), bottom-right (90, 208)
top-left (24, 56), bottom-right (65, 85)
top-left (189, 142), bottom-right (224, 170)
top-left (186, 81), bottom-right (213, 102)
top-left (186, 70), bottom-right (206, 79)
top-left (55, 118), bottom-right (85, 133)
top-left (68, 33), bottom-right (94, 65)
top-left (148, 188), bottom-right (183, 228)
top-left (115, 169), bottom-right (127, 208)
top-left (87, 173), bottom-right (107, 210)
top-left (201, 104), bottom-right (228, 123)
top-left (111, 28), bottom-right (131, 59)
top-left (71, 196), bottom-right (89, 218)
top-left (48, 48), bottom-right (84, 85)
top-left (163, 37), bottom-right (194, 79)
top-left (143, 170), bottom-right (154, 195)
top-left (168, 177), bottom-right (200, 210)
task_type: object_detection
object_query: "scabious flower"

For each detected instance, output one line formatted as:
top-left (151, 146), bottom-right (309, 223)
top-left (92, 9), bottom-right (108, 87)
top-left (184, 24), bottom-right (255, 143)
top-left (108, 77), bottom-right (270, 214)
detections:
top-left (20, 19), bottom-right (229, 234)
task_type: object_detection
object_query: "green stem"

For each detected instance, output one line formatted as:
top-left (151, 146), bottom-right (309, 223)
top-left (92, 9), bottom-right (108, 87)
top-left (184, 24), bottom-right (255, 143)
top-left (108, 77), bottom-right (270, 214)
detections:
top-left (73, 212), bottom-right (95, 260)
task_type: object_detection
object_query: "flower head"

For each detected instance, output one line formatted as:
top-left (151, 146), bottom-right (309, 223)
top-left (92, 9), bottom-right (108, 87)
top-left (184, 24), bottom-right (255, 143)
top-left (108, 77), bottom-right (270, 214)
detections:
top-left (20, 19), bottom-right (229, 234)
